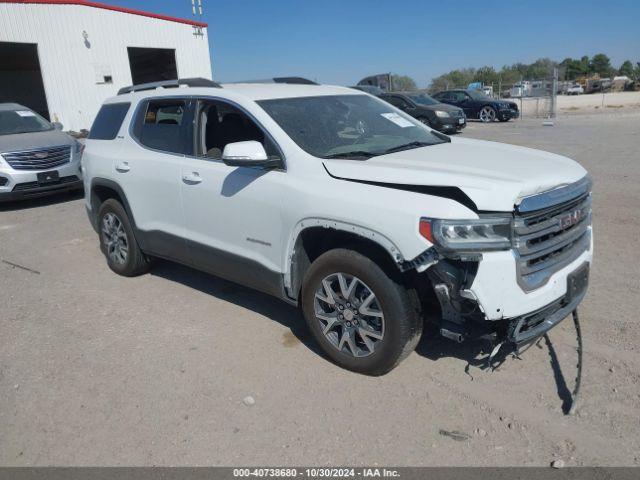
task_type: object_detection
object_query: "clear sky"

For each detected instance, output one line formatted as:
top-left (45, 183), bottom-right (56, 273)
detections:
top-left (106, 0), bottom-right (640, 87)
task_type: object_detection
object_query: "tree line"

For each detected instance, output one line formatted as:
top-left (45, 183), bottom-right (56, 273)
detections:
top-left (392, 54), bottom-right (640, 92)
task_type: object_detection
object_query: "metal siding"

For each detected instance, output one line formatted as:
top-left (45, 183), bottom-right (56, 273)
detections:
top-left (0, 3), bottom-right (212, 130)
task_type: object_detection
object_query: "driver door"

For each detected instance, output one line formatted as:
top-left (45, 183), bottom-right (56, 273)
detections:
top-left (453, 92), bottom-right (474, 117)
top-left (179, 98), bottom-right (286, 297)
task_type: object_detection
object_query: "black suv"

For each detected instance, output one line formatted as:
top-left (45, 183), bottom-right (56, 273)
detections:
top-left (380, 92), bottom-right (466, 133)
top-left (432, 89), bottom-right (519, 122)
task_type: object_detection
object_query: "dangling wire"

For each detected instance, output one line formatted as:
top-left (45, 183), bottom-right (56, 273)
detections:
top-left (568, 308), bottom-right (583, 415)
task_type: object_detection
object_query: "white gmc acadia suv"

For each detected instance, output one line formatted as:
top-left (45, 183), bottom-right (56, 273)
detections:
top-left (83, 78), bottom-right (592, 375)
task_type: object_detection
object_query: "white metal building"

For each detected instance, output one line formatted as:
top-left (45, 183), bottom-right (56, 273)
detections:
top-left (0, 0), bottom-right (213, 131)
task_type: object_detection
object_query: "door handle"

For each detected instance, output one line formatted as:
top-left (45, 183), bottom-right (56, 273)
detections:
top-left (182, 172), bottom-right (202, 185)
top-left (115, 162), bottom-right (130, 173)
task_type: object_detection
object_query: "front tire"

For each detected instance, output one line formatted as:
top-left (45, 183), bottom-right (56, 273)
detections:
top-left (98, 199), bottom-right (150, 277)
top-left (301, 249), bottom-right (423, 375)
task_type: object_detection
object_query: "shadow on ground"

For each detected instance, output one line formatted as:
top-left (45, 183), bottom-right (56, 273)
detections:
top-left (150, 259), bottom-right (325, 360)
top-left (416, 322), bottom-right (576, 413)
top-left (149, 258), bottom-right (576, 410)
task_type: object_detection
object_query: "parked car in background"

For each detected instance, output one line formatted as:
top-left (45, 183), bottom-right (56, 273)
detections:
top-left (433, 89), bottom-right (519, 122)
top-left (566, 84), bottom-right (584, 95)
top-left (349, 85), bottom-right (384, 96)
top-left (380, 92), bottom-right (466, 133)
top-left (0, 103), bottom-right (83, 201)
top-left (83, 79), bottom-right (592, 375)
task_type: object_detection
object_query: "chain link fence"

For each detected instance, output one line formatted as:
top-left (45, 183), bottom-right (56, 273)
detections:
top-left (430, 68), bottom-right (560, 119)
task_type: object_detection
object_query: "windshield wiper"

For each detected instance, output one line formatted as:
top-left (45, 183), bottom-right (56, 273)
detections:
top-left (381, 141), bottom-right (433, 155)
top-left (322, 150), bottom-right (377, 160)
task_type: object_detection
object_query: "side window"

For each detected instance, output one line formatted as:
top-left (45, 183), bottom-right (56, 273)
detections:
top-left (196, 100), bottom-right (280, 161)
top-left (384, 96), bottom-right (406, 109)
top-left (134, 99), bottom-right (191, 155)
top-left (89, 103), bottom-right (130, 140)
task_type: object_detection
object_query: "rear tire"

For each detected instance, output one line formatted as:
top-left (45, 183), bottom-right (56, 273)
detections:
top-left (479, 106), bottom-right (497, 122)
top-left (97, 199), bottom-right (150, 277)
top-left (301, 249), bottom-right (422, 375)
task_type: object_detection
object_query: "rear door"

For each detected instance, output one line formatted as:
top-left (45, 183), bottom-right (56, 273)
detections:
top-left (114, 96), bottom-right (193, 260)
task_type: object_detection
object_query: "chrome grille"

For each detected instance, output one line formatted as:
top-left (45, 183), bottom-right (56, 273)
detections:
top-left (2, 145), bottom-right (71, 171)
top-left (514, 190), bottom-right (592, 291)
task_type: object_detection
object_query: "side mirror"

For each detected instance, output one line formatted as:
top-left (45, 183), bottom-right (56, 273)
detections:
top-left (52, 122), bottom-right (64, 131)
top-left (222, 141), bottom-right (280, 168)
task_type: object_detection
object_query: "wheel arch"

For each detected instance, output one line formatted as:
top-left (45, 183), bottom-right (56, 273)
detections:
top-left (284, 218), bottom-right (407, 302)
top-left (89, 178), bottom-right (136, 231)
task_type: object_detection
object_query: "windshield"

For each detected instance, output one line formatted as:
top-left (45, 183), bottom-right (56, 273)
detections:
top-left (257, 94), bottom-right (446, 159)
top-left (0, 108), bottom-right (53, 136)
top-left (406, 93), bottom-right (439, 106)
top-left (467, 90), bottom-right (491, 100)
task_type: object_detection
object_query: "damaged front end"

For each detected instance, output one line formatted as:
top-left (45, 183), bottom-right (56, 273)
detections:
top-left (422, 253), bottom-right (507, 346)
top-left (407, 246), bottom-right (589, 356)
top-left (409, 247), bottom-right (589, 353)
top-left (409, 178), bottom-right (592, 352)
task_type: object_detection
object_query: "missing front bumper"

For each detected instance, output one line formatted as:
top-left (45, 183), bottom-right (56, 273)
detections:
top-left (430, 259), bottom-right (589, 346)
top-left (507, 263), bottom-right (589, 345)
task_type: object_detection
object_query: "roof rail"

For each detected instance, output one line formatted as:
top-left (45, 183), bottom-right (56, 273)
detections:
top-left (273, 77), bottom-right (317, 85)
top-left (227, 77), bottom-right (318, 85)
top-left (117, 77), bottom-right (221, 95)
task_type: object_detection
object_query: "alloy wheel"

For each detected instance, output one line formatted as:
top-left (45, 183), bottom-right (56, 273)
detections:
top-left (479, 106), bottom-right (496, 122)
top-left (313, 272), bottom-right (385, 357)
top-left (101, 212), bottom-right (129, 265)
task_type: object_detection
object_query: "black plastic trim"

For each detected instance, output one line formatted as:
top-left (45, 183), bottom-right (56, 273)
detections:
top-left (186, 238), bottom-right (286, 299)
top-left (323, 164), bottom-right (478, 212)
top-left (0, 177), bottom-right (82, 202)
top-left (89, 178), bottom-right (135, 227)
top-left (89, 178), bottom-right (286, 301)
top-left (133, 229), bottom-right (286, 300)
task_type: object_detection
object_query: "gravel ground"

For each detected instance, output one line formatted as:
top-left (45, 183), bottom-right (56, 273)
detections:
top-left (1, 112), bottom-right (639, 466)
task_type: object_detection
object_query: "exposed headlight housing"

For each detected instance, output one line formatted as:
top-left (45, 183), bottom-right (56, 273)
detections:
top-left (419, 217), bottom-right (512, 251)
top-left (434, 110), bottom-right (450, 118)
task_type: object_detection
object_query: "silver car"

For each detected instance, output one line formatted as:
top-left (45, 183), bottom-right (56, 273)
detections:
top-left (0, 103), bottom-right (83, 202)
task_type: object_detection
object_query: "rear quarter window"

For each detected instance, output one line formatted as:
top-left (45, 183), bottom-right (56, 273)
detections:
top-left (88, 103), bottom-right (131, 140)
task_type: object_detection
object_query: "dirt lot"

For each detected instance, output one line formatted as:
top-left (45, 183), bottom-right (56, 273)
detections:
top-left (1, 112), bottom-right (639, 466)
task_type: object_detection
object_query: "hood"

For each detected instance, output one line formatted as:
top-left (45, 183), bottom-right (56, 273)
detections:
top-left (323, 137), bottom-right (587, 212)
top-left (0, 129), bottom-right (74, 154)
